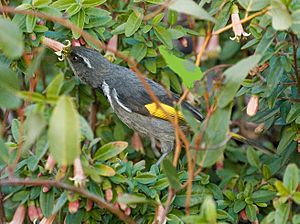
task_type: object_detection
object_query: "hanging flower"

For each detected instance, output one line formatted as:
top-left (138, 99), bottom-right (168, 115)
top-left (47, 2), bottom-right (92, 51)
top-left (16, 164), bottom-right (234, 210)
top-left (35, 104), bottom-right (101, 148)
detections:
top-left (69, 157), bottom-right (87, 187)
top-left (68, 200), bottom-right (80, 214)
top-left (9, 205), bottom-right (26, 224)
top-left (230, 5), bottom-right (250, 41)
top-left (41, 37), bottom-right (71, 61)
top-left (247, 95), bottom-right (259, 117)
top-left (104, 35), bottom-right (118, 62)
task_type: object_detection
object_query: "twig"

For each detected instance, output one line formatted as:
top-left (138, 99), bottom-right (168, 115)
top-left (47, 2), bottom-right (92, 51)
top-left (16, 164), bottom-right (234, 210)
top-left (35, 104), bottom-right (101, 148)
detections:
top-left (0, 187), bottom-right (6, 224)
top-left (291, 33), bottom-right (300, 95)
top-left (212, 7), bottom-right (270, 35)
top-left (0, 178), bottom-right (135, 224)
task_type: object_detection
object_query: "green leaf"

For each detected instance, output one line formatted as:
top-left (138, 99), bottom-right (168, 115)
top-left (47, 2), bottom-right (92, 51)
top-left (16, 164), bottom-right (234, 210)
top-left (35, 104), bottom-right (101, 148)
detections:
top-left (238, 0), bottom-right (270, 11)
top-left (26, 15), bottom-right (37, 33)
top-left (93, 164), bottom-right (116, 176)
top-left (134, 172), bottom-right (157, 184)
top-left (48, 96), bottom-right (81, 165)
top-left (154, 26), bottom-right (173, 49)
top-left (292, 192), bottom-right (300, 205)
top-left (93, 141), bottom-right (128, 161)
top-left (196, 104), bottom-right (232, 167)
top-left (125, 11), bottom-right (143, 37)
top-left (0, 139), bottom-right (9, 164)
top-left (275, 202), bottom-right (290, 224)
top-left (46, 72), bottom-right (64, 98)
top-left (218, 55), bottom-right (261, 108)
top-left (271, 0), bottom-right (292, 30)
top-left (82, 0), bottom-right (106, 7)
top-left (246, 147), bottom-right (260, 168)
top-left (70, 9), bottom-right (85, 39)
top-left (52, 192), bottom-right (67, 214)
top-left (167, 0), bottom-right (215, 22)
top-left (51, 0), bottom-right (76, 10)
top-left (275, 180), bottom-right (290, 196)
top-left (32, 0), bottom-right (51, 7)
top-left (291, 10), bottom-right (300, 37)
top-left (162, 159), bottom-right (181, 190)
top-left (66, 3), bottom-right (82, 17)
top-left (277, 126), bottom-right (297, 154)
top-left (246, 204), bottom-right (257, 222)
top-left (252, 190), bottom-right (276, 203)
top-left (0, 18), bottom-right (24, 58)
top-left (130, 43), bottom-right (147, 62)
top-left (118, 193), bottom-right (149, 204)
top-left (0, 63), bottom-right (21, 109)
top-left (152, 12), bottom-right (164, 25)
top-left (233, 200), bottom-right (246, 213)
top-left (40, 189), bottom-right (55, 217)
top-left (202, 196), bottom-right (217, 224)
top-left (159, 46), bottom-right (203, 88)
top-left (283, 163), bottom-right (298, 193)
top-left (79, 115), bottom-right (94, 141)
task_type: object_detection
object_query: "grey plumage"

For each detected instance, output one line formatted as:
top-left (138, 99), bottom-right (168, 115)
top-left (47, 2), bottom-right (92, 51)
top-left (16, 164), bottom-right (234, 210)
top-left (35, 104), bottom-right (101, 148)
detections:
top-left (67, 46), bottom-right (203, 163)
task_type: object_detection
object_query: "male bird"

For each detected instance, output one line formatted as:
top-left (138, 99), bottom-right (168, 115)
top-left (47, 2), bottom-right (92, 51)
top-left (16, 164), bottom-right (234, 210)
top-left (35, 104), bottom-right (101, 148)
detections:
top-left (66, 46), bottom-right (273, 164)
top-left (67, 46), bottom-right (204, 164)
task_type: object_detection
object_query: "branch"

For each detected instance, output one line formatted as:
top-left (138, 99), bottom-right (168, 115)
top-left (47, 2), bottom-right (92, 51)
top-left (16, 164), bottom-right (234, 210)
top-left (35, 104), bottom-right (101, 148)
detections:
top-left (212, 7), bottom-right (270, 35)
top-left (0, 178), bottom-right (135, 224)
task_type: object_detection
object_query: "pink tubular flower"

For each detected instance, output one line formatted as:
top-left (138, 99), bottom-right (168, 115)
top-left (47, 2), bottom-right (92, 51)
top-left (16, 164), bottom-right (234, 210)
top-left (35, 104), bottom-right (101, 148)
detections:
top-left (85, 199), bottom-right (93, 211)
top-left (9, 204), bottom-right (26, 224)
top-left (28, 202), bottom-right (39, 222)
top-left (230, 5), bottom-right (250, 41)
top-left (69, 157), bottom-right (87, 187)
top-left (68, 200), bottom-right (80, 214)
top-left (104, 35), bottom-right (118, 62)
top-left (247, 95), bottom-right (259, 117)
top-left (40, 214), bottom-right (56, 224)
top-left (105, 188), bottom-right (113, 202)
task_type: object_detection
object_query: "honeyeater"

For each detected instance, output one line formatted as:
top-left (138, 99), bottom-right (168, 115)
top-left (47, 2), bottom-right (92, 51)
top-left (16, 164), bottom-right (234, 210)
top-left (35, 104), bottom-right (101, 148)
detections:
top-left (66, 46), bottom-right (273, 164)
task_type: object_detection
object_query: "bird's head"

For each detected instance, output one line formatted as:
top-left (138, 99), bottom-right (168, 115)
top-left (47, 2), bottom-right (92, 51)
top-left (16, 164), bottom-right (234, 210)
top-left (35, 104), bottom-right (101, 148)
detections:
top-left (67, 46), bottom-right (113, 88)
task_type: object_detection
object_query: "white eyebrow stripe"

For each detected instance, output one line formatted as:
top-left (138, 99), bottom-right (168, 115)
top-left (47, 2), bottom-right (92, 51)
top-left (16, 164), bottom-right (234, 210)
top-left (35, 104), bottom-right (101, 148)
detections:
top-left (77, 53), bottom-right (93, 69)
top-left (112, 88), bottom-right (132, 113)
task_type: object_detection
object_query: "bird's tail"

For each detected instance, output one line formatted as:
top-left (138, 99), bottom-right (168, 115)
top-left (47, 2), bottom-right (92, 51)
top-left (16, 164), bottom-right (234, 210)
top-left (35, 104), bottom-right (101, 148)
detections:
top-left (229, 132), bottom-right (276, 155)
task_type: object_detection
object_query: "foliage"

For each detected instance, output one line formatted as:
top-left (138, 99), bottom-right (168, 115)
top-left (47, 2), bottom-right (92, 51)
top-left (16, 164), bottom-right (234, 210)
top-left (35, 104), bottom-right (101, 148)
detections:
top-left (0, 0), bottom-right (299, 223)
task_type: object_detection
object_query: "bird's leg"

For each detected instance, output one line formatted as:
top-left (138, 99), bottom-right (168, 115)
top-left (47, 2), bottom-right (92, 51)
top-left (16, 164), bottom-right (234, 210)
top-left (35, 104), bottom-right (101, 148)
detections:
top-left (155, 141), bottom-right (174, 165)
top-left (150, 137), bottom-right (161, 157)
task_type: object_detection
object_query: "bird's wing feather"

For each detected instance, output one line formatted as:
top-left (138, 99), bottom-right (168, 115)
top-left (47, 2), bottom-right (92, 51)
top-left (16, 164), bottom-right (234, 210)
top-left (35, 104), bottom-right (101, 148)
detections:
top-left (105, 67), bottom-right (203, 122)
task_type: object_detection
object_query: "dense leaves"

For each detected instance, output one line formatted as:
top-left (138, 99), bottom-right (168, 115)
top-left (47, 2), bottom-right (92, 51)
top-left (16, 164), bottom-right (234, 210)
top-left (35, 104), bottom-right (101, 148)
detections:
top-left (0, 0), bottom-right (299, 223)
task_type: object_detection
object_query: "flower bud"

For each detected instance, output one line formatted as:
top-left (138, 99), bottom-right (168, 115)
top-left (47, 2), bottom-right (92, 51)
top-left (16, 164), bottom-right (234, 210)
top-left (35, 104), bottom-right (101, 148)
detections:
top-left (131, 132), bottom-right (144, 153)
top-left (72, 39), bottom-right (81, 47)
top-left (28, 202), bottom-right (39, 222)
top-left (85, 199), bottom-right (93, 211)
top-left (124, 207), bottom-right (131, 216)
top-left (247, 95), bottom-right (259, 117)
top-left (9, 204), bottom-right (26, 224)
top-left (104, 35), bottom-right (118, 62)
top-left (68, 200), bottom-right (80, 214)
top-left (105, 189), bottom-right (113, 202)
top-left (45, 154), bottom-right (56, 173)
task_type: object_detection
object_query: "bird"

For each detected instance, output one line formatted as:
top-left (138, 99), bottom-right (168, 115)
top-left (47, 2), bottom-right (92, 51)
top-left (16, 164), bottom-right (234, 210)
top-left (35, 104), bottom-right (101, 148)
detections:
top-left (66, 46), bottom-right (274, 164)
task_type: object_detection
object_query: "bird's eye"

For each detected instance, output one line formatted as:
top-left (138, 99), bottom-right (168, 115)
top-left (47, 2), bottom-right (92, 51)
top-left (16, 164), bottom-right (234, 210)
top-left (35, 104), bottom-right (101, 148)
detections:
top-left (72, 55), bottom-right (79, 61)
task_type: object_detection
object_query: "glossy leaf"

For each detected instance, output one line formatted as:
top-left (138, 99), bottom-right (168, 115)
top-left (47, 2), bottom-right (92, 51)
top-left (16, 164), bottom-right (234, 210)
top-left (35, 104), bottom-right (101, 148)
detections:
top-left (218, 55), bottom-right (261, 108)
top-left (0, 18), bottom-right (23, 58)
top-left (48, 96), bottom-right (81, 165)
top-left (93, 141), bottom-right (128, 161)
top-left (271, 0), bottom-right (292, 30)
top-left (125, 11), bottom-right (143, 37)
top-left (159, 46), bottom-right (203, 88)
top-left (162, 159), bottom-right (181, 190)
top-left (167, 0), bottom-right (215, 22)
top-left (283, 163), bottom-right (298, 193)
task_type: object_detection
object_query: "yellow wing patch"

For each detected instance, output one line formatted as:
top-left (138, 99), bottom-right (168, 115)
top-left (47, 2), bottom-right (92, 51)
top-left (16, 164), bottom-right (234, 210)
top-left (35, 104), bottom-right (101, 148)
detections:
top-left (145, 103), bottom-right (185, 121)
